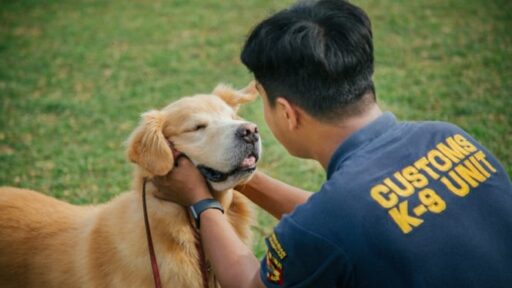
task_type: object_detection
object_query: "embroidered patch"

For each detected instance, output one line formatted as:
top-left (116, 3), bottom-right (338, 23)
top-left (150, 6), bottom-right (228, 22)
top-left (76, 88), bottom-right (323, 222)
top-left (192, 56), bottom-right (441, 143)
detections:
top-left (268, 233), bottom-right (287, 260)
top-left (266, 251), bottom-right (283, 285)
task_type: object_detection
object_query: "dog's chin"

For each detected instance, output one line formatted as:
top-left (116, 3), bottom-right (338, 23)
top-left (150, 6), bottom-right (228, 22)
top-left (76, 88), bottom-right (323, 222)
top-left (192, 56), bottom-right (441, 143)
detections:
top-left (195, 152), bottom-right (258, 191)
top-left (204, 167), bottom-right (256, 192)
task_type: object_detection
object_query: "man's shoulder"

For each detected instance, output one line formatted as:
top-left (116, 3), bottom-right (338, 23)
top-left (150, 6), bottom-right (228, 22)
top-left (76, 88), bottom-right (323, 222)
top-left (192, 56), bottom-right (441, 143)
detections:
top-left (379, 112), bottom-right (471, 136)
top-left (325, 118), bottom-right (485, 197)
top-left (396, 119), bottom-right (466, 138)
top-left (357, 119), bottom-right (471, 161)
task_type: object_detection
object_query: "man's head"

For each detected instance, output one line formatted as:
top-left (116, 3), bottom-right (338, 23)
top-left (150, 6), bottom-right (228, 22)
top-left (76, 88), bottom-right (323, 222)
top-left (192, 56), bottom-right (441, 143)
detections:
top-left (241, 0), bottom-right (375, 122)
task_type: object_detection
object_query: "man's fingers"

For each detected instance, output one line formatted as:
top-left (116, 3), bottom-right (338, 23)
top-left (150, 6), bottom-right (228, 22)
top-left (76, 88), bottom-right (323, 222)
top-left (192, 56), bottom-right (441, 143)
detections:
top-left (151, 175), bottom-right (168, 187)
top-left (175, 155), bottom-right (193, 168)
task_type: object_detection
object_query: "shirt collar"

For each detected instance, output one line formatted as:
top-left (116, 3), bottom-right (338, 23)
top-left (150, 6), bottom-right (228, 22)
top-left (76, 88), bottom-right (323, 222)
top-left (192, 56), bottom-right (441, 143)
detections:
top-left (327, 112), bottom-right (397, 179)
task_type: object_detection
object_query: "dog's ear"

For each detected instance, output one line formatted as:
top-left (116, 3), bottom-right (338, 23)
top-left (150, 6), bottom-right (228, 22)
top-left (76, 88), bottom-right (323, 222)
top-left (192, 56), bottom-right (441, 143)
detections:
top-left (212, 81), bottom-right (258, 111)
top-left (126, 110), bottom-right (174, 176)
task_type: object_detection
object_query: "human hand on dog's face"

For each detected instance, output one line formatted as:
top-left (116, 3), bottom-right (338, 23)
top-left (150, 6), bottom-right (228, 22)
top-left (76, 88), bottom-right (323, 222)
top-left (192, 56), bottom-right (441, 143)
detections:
top-left (152, 156), bottom-right (213, 206)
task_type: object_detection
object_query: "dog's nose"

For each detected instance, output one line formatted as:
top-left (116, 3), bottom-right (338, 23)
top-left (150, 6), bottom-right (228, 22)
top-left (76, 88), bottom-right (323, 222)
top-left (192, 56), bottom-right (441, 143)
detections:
top-left (236, 123), bottom-right (259, 144)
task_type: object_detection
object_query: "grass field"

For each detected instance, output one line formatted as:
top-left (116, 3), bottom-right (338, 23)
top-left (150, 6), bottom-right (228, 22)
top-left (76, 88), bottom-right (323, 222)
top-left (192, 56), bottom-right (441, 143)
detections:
top-left (1, 0), bottom-right (511, 257)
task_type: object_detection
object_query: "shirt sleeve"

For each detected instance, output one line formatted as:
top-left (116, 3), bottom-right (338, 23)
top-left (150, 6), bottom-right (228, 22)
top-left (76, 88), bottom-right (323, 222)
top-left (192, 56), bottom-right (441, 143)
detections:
top-left (260, 215), bottom-right (353, 287)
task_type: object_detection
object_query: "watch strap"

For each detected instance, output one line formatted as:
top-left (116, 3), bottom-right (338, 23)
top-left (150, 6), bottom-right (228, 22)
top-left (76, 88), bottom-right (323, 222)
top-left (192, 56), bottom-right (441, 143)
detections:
top-left (189, 198), bottom-right (224, 228)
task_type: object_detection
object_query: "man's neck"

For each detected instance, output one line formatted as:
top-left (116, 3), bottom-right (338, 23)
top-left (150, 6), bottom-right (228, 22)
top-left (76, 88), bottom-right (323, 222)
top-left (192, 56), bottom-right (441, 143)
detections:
top-left (308, 105), bottom-right (383, 170)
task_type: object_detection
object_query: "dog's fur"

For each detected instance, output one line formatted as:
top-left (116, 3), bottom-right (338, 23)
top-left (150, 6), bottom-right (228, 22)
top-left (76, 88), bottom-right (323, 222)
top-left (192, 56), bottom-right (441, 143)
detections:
top-left (0, 83), bottom-right (260, 287)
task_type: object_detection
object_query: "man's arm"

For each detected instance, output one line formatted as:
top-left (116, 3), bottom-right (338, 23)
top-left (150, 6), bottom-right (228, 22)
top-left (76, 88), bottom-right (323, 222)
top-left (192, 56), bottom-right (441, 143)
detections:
top-left (237, 171), bottom-right (312, 219)
top-left (200, 208), bottom-right (265, 288)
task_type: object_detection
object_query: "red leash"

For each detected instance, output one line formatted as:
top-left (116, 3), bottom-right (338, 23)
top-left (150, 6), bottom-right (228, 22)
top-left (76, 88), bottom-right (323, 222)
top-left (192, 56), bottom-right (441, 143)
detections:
top-left (142, 178), bottom-right (162, 288)
top-left (142, 178), bottom-right (211, 288)
top-left (187, 211), bottom-right (211, 288)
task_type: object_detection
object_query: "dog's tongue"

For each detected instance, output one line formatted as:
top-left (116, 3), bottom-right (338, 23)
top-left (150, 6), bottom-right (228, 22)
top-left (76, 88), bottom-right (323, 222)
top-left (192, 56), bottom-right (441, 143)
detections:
top-left (241, 155), bottom-right (256, 168)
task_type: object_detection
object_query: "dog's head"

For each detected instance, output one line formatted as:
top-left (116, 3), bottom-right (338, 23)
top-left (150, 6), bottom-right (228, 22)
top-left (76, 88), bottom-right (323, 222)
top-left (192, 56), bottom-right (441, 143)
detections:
top-left (126, 82), bottom-right (261, 191)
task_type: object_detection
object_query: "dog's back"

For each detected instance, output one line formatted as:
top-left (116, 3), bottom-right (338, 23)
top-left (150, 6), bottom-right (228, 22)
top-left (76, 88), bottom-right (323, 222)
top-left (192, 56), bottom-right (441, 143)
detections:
top-left (0, 186), bottom-right (253, 288)
top-left (0, 187), bottom-right (96, 287)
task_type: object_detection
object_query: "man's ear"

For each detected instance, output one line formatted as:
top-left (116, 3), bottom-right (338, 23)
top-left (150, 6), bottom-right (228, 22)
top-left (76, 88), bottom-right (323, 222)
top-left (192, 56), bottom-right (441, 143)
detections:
top-left (276, 97), bottom-right (299, 130)
top-left (126, 110), bottom-right (174, 176)
top-left (212, 81), bottom-right (258, 111)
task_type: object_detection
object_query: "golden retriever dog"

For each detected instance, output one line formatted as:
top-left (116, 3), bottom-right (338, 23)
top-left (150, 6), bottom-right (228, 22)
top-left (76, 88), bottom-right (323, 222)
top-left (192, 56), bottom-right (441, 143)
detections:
top-left (0, 82), bottom-right (260, 287)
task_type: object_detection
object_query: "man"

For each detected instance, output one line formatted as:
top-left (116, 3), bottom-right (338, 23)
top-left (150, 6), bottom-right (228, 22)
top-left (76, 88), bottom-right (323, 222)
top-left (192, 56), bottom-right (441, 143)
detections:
top-left (154, 0), bottom-right (512, 287)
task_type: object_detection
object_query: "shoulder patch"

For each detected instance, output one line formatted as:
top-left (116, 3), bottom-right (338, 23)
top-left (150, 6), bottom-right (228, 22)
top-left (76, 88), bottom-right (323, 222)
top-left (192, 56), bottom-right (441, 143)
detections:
top-left (266, 251), bottom-right (283, 285)
top-left (268, 233), bottom-right (287, 260)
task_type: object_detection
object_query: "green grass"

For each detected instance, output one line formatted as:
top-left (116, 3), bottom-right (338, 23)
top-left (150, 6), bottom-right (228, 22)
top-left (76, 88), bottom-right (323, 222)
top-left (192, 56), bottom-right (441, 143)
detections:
top-left (1, 0), bottom-right (511, 258)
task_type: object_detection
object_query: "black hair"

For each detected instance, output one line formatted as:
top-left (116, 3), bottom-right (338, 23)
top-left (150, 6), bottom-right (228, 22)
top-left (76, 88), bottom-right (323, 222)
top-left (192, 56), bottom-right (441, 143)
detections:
top-left (241, 0), bottom-right (375, 121)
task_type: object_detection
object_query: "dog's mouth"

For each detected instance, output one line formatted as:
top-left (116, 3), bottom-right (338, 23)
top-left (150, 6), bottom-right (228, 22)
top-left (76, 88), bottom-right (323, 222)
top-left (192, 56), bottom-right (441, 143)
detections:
top-left (197, 153), bottom-right (258, 183)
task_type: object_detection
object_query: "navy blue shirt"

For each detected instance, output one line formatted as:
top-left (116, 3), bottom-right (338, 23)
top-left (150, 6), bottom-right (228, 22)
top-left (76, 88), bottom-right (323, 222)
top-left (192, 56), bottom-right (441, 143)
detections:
top-left (260, 112), bottom-right (512, 287)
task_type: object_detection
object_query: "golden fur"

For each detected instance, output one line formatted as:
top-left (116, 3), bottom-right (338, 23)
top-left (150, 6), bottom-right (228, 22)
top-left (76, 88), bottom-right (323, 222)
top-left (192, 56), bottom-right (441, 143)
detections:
top-left (0, 83), bottom-right (258, 287)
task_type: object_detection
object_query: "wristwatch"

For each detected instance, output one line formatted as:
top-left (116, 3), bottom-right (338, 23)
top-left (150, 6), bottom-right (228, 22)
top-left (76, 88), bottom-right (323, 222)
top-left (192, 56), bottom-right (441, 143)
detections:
top-left (189, 198), bottom-right (224, 228)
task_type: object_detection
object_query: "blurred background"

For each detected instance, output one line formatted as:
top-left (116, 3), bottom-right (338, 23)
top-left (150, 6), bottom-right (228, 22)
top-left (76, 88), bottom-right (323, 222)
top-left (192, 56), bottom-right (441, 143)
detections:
top-left (1, 0), bottom-right (511, 256)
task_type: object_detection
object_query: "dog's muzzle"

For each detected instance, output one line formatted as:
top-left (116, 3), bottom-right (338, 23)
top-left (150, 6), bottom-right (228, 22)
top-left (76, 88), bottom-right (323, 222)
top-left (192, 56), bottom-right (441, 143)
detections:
top-left (197, 153), bottom-right (258, 182)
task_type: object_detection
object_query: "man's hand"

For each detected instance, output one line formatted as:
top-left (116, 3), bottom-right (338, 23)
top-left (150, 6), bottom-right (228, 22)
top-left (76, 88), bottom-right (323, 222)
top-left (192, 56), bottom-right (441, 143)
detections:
top-left (152, 156), bottom-right (213, 206)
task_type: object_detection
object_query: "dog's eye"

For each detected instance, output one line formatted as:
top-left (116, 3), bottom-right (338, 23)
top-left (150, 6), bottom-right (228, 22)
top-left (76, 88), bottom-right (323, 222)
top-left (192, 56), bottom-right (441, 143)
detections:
top-left (184, 123), bottom-right (207, 133)
top-left (193, 124), bottom-right (207, 131)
